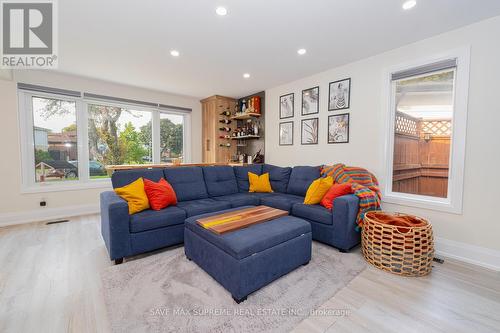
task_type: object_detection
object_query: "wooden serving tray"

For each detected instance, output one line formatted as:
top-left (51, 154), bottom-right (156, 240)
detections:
top-left (196, 206), bottom-right (289, 235)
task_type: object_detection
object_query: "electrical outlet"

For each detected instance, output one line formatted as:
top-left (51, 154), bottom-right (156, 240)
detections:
top-left (40, 199), bottom-right (47, 207)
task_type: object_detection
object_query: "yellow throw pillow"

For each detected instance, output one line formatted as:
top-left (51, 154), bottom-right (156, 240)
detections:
top-left (114, 178), bottom-right (150, 214)
top-left (248, 172), bottom-right (273, 193)
top-left (304, 176), bottom-right (334, 205)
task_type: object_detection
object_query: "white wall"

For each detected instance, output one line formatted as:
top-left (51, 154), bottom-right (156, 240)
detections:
top-left (0, 70), bottom-right (202, 222)
top-left (265, 16), bottom-right (500, 264)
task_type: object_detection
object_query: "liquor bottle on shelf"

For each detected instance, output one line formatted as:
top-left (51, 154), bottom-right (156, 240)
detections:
top-left (219, 135), bottom-right (231, 139)
top-left (219, 143), bottom-right (231, 147)
top-left (219, 119), bottom-right (232, 124)
top-left (219, 126), bottom-right (231, 132)
top-left (241, 99), bottom-right (247, 113)
top-left (220, 110), bottom-right (231, 116)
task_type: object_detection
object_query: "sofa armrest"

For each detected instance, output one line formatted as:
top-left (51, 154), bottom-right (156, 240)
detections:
top-left (100, 191), bottom-right (132, 260)
top-left (331, 194), bottom-right (360, 250)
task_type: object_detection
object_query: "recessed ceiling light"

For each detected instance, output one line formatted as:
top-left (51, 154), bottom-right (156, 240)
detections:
top-left (402, 0), bottom-right (416, 10)
top-left (170, 50), bottom-right (180, 57)
top-left (297, 48), bottom-right (307, 55)
top-left (215, 6), bottom-right (227, 16)
top-left (243, 73), bottom-right (250, 79)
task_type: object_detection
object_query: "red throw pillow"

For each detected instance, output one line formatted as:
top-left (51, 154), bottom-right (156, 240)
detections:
top-left (143, 178), bottom-right (177, 210)
top-left (320, 183), bottom-right (353, 211)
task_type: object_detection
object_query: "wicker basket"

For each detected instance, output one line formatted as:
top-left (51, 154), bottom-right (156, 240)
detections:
top-left (362, 211), bottom-right (434, 276)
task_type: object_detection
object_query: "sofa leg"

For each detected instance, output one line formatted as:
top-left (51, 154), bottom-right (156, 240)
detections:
top-left (338, 249), bottom-right (348, 253)
top-left (233, 295), bottom-right (247, 304)
top-left (114, 258), bottom-right (124, 265)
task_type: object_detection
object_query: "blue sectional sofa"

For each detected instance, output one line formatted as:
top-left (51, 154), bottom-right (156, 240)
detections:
top-left (100, 164), bottom-right (361, 264)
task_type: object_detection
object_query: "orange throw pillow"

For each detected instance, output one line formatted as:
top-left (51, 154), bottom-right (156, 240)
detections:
top-left (143, 178), bottom-right (177, 210)
top-left (320, 183), bottom-right (353, 210)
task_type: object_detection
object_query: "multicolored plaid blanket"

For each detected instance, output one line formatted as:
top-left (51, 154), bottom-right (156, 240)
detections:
top-left (321, 163), bottom-right (381, 229)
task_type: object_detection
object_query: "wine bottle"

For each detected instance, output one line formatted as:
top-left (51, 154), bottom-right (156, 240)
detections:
top-left (219, 127), bottom-right (231, 132)
top-left (220, 111), bottom-right (231, 116)
top-left (219, 143), bottom-right (231, 147)
top-left (219, 119), bottom-right (232, 124)
top-left (219, 135), bottom-right (231, 139)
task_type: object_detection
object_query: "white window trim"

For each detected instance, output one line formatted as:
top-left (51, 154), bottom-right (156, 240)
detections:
top-left (18, 90), bottom-right (191, 193)
top-left (382, 46), bottom-right (470, 214)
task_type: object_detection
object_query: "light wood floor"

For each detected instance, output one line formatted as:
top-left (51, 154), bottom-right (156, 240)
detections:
top-left (0, 215), bottom-right (499, 333)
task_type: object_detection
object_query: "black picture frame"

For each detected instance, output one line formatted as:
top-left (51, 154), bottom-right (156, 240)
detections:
top-left (328, 113), bottom-right (350, 144)
top-left (301, 117), bottom-right (319, 145)
top-left (279, 121), bottom-right (294, 146)
top-left (279, 93), bottom-right (294, 119)
top-left (301, 86), bottom-right (319, 116)
top-left (328, 78), bottom-right (351, 111)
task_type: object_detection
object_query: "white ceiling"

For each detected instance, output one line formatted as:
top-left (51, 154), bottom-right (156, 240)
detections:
top-left (57, 0), bottom-right (500, 98)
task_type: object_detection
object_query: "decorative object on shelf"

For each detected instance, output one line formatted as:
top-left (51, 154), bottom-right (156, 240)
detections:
top-left (301, 86), bottom-right (319, 116)
top-left (301, 118), bottom-right (318, 145)
top-left (362, 211), bottom-right (434, 277)
top-left (328, 113), bottom-right (349, 144)
top-left (329, 78), bottom-right (351, 111)
top-left (252, 149), bottom-right (264, 163)
top-left (241, 99), bottom-right (247, 113)
top-left (279, 121), bottom-right (293, 146)
top-left (279, 93), bottom-right (294, 119)
top-left (253, 96), bottom-right (261, 114)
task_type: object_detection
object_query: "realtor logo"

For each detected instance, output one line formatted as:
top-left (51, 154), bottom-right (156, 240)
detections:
top-left (1, 0), bottom-right (58, 68)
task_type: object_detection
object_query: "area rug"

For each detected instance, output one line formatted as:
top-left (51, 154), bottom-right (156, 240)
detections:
top-left (101, 242), bottom-right (366, 333)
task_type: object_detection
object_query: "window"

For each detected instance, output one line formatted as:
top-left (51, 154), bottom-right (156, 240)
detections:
top-left (32, 96), bottom-right (78, 183)
top-left (384, 49), bottom-right (470, 213)
top-left (159, 112), bottom-right (184, 163)
top-left (19, 86), bottom-right (191, 192)
top-left (88, 103), bottom-right (153, 179)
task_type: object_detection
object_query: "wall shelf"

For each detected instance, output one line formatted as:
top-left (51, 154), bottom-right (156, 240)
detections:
top-left (230, 135), bottom-right (260, 140)
top-left (230, 112), bottom-right (261, 120)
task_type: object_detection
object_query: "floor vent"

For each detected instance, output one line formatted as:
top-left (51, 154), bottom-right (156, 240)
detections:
top-left (45, 219), bottom-right (70, 225)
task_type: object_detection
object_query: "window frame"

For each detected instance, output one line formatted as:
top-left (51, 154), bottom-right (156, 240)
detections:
top-left (382, 47), bottom-right (470, 214)
top-left (18, 91), bottom-right (191, 193)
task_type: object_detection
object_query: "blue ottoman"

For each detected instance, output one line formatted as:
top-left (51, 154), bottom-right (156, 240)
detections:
top-left (184, 206), bottom-right (312, 303)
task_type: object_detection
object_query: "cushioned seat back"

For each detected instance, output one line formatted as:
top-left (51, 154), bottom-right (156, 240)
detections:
top-left (233, 164), bottom-right (263, 192)
top-left (111, 168), bottom-right (164, 189)
top-left (163, 167), bottom-right (208, 202)
top-left (202, 166), bottom-right (239, 197)
top-left (262, 164), bottom-right (292, 193)
top-left (286, 166), bottom-right (321, 196)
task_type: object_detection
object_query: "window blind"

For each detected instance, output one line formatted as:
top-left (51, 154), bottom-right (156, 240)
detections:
top-left (17, 83), bottom-right (81, 97)
top-left (391, 58), bottom-right (457, 81)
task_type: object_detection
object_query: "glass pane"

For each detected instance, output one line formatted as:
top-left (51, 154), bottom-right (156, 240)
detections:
top-left (159, 113), bottom-right (184, 163)
top-left (32, 96), bottom-right (78, 183)
top-left (88, 104), bottom-right (152, 179)
top-left (392, 69), bottom-right (454, 198)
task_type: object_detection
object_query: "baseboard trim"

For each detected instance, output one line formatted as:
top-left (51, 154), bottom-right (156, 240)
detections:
top-left (435, 236), bottom-right (500, 272)
top-left (0, 204), bottom-right (99, 227)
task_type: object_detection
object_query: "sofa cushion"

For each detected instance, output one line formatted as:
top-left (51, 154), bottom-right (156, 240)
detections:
top-left (111, 168), bottom-right (164, 189)
top-left (163, 167), bottom-right (208, 202)
top-left (177, 198), bottom-right (232, 217)
top-left (129, 206), bottom-right (186, 233)
top-left (233, 164), bottom-right (263, 192)
top-left (212, 193), bottom-right (260, 207)
top-left (262, 164), bottom-right (292, 193)
top-left (260, 193), bottom-right (304, 212)
top-left (287, 166), bottom-right (321, 196)
top-left (202, 166), bottom-right (239, 197)
top-left (292, 203), bottom-right (333, 225)
top-left (185, 206), bottom-right (311, 260)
